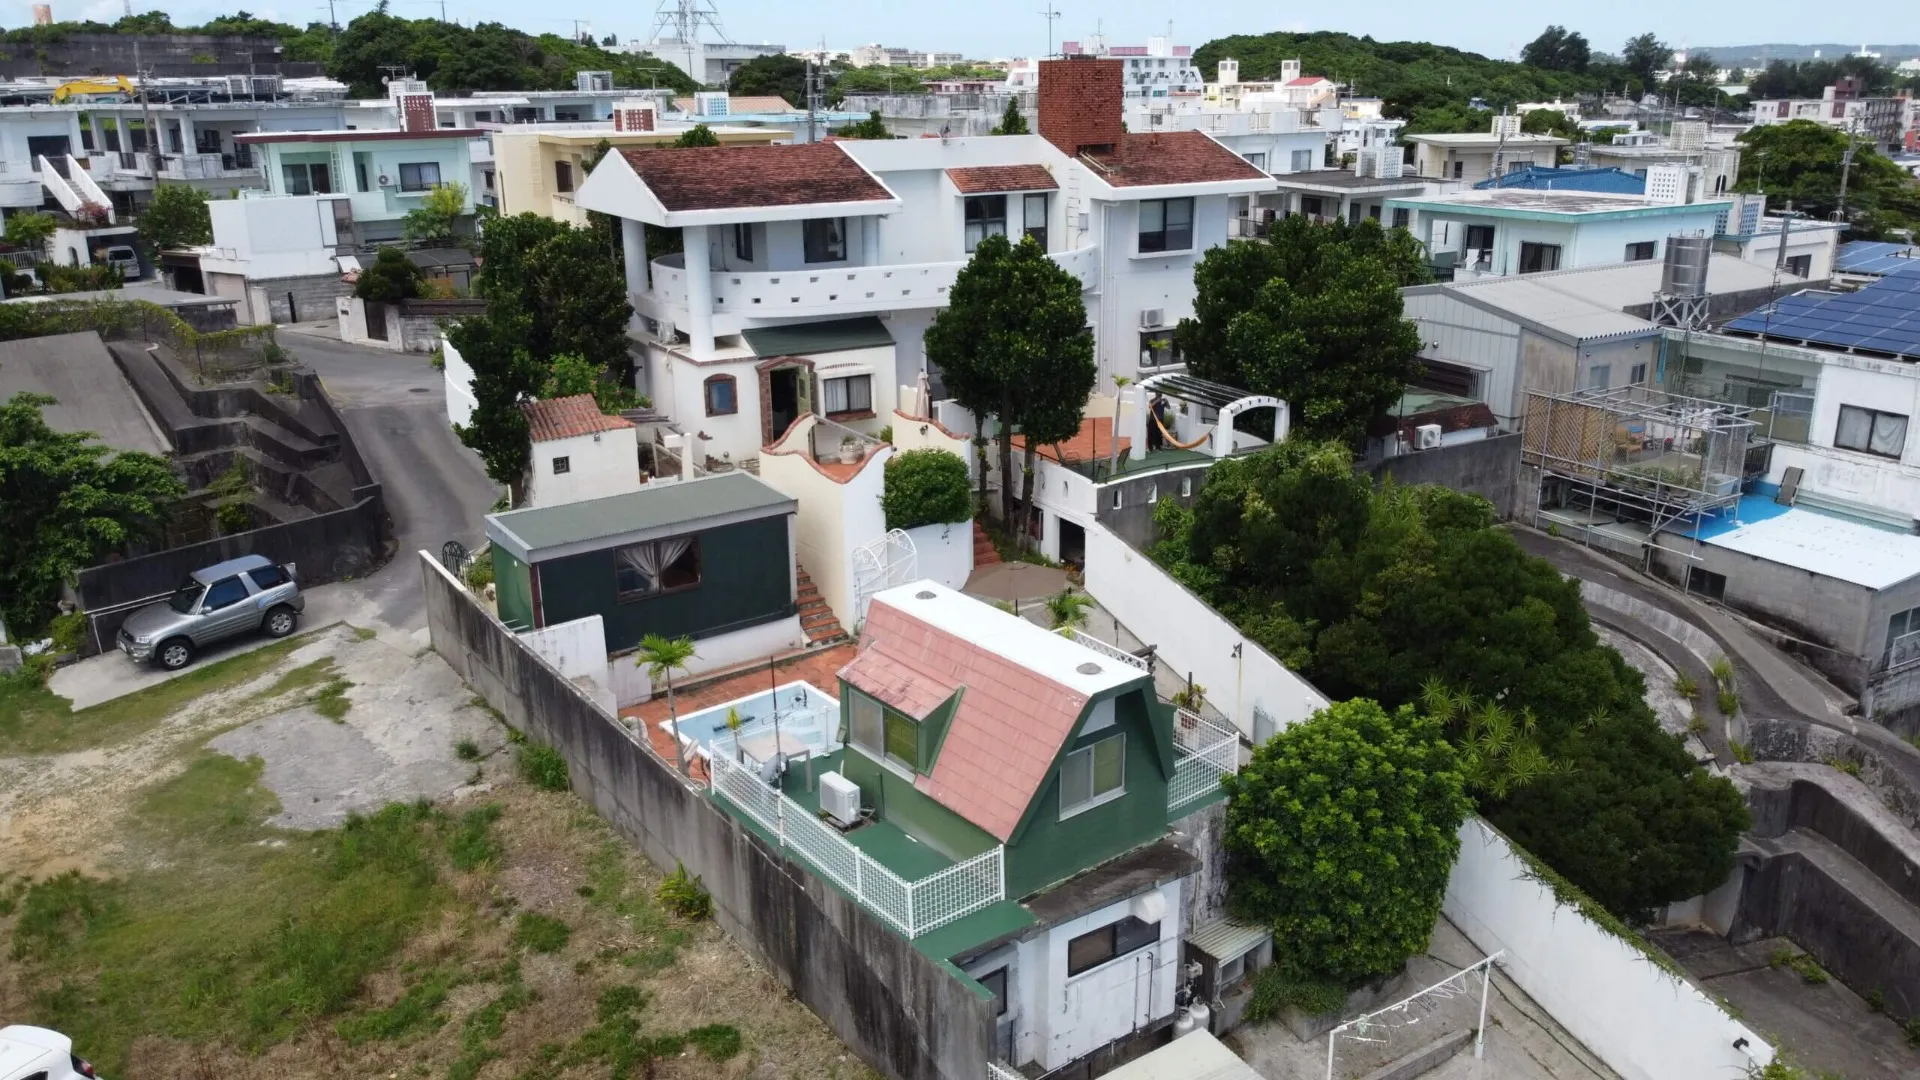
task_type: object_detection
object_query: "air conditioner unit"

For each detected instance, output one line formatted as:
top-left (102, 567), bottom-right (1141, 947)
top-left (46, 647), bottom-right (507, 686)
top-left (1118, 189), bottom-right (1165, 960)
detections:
top-left (377, 174), bottom-right (393, 187)
top-left (819, 771), bottom-right (862, 828)
top-left (1413, 423), bottom-right (1443, 450)
top-left (1140, 308), bottom-right (1165, 329)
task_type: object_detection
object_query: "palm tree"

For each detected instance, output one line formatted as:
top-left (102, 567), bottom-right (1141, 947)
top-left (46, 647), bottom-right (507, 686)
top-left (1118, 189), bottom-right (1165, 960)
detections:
top-left (1046, 588), bottom-right (1095, 634)
top-left (637, 633), bottom-right (698, 776)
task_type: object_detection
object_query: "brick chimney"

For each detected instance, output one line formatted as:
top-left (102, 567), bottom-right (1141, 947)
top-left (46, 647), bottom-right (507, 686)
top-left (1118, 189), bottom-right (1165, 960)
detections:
top-left (1038, 57), bottom-right (1123, 157)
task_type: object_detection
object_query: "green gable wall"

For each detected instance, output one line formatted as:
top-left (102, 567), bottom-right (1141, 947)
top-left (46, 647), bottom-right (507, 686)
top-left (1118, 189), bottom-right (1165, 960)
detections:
top-left (1003, 690), bottom-right (1170, 900)
top-left (493, 546), bottom-right (534, 631)
top-left (532, 514), bottom-right (792, 652)
top-left (839, 748), bottom-right (999, 863)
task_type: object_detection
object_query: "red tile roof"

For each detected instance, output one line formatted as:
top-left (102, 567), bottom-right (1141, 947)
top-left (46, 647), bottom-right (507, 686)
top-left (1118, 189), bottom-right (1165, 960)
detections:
top-left (1081, 130), bottom-right (1269, 187)
top-left (522, 394), bottom-right (633, 443)
top-left (946, 164), bottom-right (1059, 194)
top-left (1284, 76), bottom-right (1329, 87)
top-left (846, 598), bottom-right (1091, 842)
top-left (840, 644), bottom-right (960, 719)
top-left (1010, 416), bottom-right (1130, 465)
top-left (619, 142), bottom-right (893, 212)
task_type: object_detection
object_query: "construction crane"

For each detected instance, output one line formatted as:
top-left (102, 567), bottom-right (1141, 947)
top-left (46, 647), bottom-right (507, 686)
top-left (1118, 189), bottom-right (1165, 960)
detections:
top-left (51, 76), bottom-right (137, 103)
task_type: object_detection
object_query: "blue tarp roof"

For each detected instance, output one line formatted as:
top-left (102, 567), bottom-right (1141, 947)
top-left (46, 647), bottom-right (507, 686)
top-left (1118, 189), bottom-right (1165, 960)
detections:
top-left (1724, 272), bottom-right (1920, 360)
top-left (1473, 166), bottom-right (1646, 195)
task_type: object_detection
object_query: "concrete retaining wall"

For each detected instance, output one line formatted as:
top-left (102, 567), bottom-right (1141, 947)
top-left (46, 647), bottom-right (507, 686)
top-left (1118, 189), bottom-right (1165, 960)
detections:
top-left (419, 552), bottom-right (995, 1080)
top-left (1362, 432), bottom-right (1521, 520)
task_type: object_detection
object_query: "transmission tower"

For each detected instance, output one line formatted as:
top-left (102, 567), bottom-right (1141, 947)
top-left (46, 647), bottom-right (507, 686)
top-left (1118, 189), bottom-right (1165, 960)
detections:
top-left (650, 0), bottom-right (732, 86)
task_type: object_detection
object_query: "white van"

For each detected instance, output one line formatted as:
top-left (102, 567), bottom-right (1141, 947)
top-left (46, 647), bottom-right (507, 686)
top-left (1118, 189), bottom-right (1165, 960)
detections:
top-left (102, 244), bottom-right (140, 280)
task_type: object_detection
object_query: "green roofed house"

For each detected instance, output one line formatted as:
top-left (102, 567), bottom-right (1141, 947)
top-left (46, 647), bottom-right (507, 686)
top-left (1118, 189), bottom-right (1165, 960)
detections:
top-left (705, 580), bottom-right (1245, 1074)
top-left (482, 471), bottom-right (808, 667)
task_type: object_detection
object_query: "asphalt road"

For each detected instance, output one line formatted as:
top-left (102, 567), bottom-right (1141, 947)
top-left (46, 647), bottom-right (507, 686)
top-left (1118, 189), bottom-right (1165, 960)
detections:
top-left (281, 326), bottom-right (499, 633)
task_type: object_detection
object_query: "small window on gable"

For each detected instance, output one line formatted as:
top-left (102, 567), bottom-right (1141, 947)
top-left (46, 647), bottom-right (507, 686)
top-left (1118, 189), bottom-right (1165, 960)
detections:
top-left (849, 689), bottom-right (920, 773)
top-left (1180, 476), bottom-right (1193, 498)
top-left (1111, 489), bottom-right (1122, 510)
top-left (705, 374), bottom-right (738, 416)
top-left (552, 455), bottom-right (571, 475)
top-left (1060, 733), bottom-right (1125, 817)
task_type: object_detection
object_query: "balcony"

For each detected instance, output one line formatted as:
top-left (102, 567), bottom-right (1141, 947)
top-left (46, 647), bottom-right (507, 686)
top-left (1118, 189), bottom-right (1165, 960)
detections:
top-left (644, 245), bottom-right (1101, 332)
top-left (89, 151), bottom-right (262, 186)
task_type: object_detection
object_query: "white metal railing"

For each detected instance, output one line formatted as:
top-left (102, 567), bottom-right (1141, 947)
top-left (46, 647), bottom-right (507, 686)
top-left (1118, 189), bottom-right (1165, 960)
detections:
top-left (1169, 707), bottom-right (1239, 811)
top-left (649, 246), bottom-right (1102, 316)
top-left (1068, 628), bottom-right (1149, 672)
top-left (709, 750), bottom-right (1005, 937)
top-left (987, 1063), bottom-right (1024, 1080)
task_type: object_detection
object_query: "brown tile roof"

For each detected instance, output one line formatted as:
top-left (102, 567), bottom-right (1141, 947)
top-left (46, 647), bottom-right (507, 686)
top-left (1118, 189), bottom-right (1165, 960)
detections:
top-left (946, 164), bottom-right (1059, 194)
top-left (522, 394), bottom-right (633, 442)
top-left (1081, 130), bottom-right (1269, 187)
top-left (619, 142), bottom-right (893, 212)
top-left (1010, 416), bottom-right (1130, 465)
top-left (847, 598), bottom-right (1089, 842)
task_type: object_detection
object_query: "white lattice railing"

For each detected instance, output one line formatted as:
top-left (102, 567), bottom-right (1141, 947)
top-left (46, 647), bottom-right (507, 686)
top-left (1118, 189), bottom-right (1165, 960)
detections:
top-left (709, 751), bottom-right (1004, 936)
top-left (1067, 628), bottom-right (1150, 672)
top-left (987, 1063), bottom-right (1024, 1080)
top-left (1169, 707), bottom-right (1240, 811)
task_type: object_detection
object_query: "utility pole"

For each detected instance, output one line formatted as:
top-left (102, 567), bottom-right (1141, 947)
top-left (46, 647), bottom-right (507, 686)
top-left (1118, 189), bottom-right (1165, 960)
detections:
top-left (804, 58), bottom-right (818, 143)
top-left (1040, 4), bottom-right (1061, 59)
top-left (328, 0), bottom-right (338, 32)
top-left (1834, 121), bottom-right (1861, 223)
top-left (134, 41), bottom-right (161, 179)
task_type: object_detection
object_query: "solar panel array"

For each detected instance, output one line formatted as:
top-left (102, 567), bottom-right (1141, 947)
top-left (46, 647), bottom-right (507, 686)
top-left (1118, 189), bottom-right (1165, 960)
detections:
top-left (1724, 273), bottom-right (1920, 360)
top-left (1836, 240), bottom-right (1920, 276)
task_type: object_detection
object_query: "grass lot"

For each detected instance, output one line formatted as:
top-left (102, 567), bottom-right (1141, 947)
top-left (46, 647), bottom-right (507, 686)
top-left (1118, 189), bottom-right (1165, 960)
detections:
top-left (1, 647), bottom-right (871, 1080)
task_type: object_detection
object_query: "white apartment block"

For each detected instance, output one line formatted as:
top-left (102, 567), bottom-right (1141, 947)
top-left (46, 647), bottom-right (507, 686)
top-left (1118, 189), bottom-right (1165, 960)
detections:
top-left (1062, 36), bottom-right (1205, 101)
top-left (629, 38), bottom-right (786, 86)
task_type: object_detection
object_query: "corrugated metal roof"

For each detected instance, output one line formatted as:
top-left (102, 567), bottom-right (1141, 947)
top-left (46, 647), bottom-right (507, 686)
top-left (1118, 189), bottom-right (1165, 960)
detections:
top-left (487, 472), bottom-right (794, 556)
top-left (1434, 254), bottom-right (1794, 344)
top-left (1184, 917), bottom-right (1269, 961)
top-left (743, 316), bottom-right (894, 357)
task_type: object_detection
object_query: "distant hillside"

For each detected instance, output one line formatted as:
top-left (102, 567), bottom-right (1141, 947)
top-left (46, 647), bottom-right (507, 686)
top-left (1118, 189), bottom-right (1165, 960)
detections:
top-left (1698, 44), bottom-right (1920, 66)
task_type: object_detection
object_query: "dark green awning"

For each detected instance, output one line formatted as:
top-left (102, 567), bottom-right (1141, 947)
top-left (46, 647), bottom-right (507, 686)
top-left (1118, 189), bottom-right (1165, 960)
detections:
top-left (742, 316), bottom-right (894, 357)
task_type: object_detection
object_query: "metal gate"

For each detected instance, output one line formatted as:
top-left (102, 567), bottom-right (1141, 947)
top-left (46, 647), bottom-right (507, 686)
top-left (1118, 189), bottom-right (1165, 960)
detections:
top-left (850, 528), bottom-right (917, 628)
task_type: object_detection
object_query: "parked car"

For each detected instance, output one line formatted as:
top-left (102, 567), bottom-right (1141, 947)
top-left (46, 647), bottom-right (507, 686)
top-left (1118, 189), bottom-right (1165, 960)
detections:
top-left (101, 245), bottom-right (140, 280)
top-left (117, 554), bottom-right (304, 670)
top-left (0, 1025), bottom-right (101, 1080)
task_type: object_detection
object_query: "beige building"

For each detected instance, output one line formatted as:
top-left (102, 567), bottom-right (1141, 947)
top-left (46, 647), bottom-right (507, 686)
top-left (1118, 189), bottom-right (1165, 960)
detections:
top-left (492, 124), bottom-right (788, 225)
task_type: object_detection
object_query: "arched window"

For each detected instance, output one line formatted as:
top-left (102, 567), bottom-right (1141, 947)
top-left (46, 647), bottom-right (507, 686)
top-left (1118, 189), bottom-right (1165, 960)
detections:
top-left (704, 374), bottom-right (737, 416)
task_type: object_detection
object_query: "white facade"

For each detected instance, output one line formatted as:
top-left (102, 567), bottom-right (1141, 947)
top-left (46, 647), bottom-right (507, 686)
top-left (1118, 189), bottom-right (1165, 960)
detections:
top-left (1407, 132), bottom-right (1568, 182)
top-left (631, 39), bottom-right (786, 86)
top-left (1393, 190), bottom-right (1733, 281)
top-left (201, 196), bottom-right (343, 280)
top-left (524, 426), bottom-right (642, 509)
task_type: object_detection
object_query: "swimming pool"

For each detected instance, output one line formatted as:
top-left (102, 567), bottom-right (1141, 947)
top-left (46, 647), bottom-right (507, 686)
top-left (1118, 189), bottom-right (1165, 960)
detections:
top-left (664, 680), bottom-right (842, 761)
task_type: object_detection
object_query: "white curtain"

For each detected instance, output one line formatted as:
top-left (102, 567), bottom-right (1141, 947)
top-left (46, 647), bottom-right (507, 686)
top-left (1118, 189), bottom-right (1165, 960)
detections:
top-left (654, 536), bottom-right (693, 580)
top-left (1870, 413), bottom-right (1908, 458)
top-left (618, 542), bottom-right (664, 592)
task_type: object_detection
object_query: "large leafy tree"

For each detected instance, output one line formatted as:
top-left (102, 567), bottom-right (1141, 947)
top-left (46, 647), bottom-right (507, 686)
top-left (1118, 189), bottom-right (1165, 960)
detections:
top-left (136, 185), bottom-right (212, 253)
top-left (924, 233), bottom-right (1094, 530)
top-left (1520, 26), bottom-right (1590, 74)
top-left (728, 54), bottom-right (809, 105)
top-left (1223, 698), bottom-right (1472, 986)
top-left (324, 9), bottom-right (697, 98)
top-left (1736, 121), bottom-right (1920, 237)
top-left (1620, 33), bottom-right (1671, 91)
top-left (1175, 215), bottom-right (1426, 444)
top-left (0, 392), bottom-right (184, 635)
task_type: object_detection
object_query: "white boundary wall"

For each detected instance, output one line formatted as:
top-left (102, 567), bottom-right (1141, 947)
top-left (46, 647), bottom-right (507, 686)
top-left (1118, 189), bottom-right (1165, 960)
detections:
top-left (1083, 522), bottom-right (1327, 740)
top-left (522, 615), bottom-right (616, 714)
top-left (1443, 819), bottom-right (1773, 1080)
top-left (442, 335), bottom-right (477, 430)
top-left (905, 521), bottom-right (973, 591)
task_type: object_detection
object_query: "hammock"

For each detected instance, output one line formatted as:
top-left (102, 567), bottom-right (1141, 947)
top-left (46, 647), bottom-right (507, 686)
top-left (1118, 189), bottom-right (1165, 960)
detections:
top-left (1151, 405), bottom-right (1214, 451)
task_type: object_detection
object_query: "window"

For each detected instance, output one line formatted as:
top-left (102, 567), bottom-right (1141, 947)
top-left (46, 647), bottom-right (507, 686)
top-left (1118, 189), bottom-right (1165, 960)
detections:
top-left (1586, 364), bottom-right (1611, 390)
top-left (1888, 608), bottom-right (1920, 664)
top-left (1289, 148), bottom-right (1313, 172)
top-left (248, 564), bottom-right (289, 590)
top-left (803, 217), bottom-right (847, 263)
top-left (732, 222), bottom-right (754, 262)
top-left (1452, 160), bottom-right (1464, 179)
top-left (1060, 733), bottom-right (1125, 816)
top-left (849, 691), bottom-right (920, 772)
top-left (1148, 483), bottom-right (1159, 503)
top-left (1300, 196), bottom-right (1323, 218)
top-left (1140, 328), bottom-right (1177, 367)
top-left (965, 194), bottom-right (1007, 252)
top-left (1626, 241), bottom-right (1657, 261)
top-left (1066, 915), bottom-right (1160, 976)
top-left (1243, 151), bottom-right (1266, 170)
top-left (614, 537), bottom-right (701, 599)
top-left (552, 455), bottom-right (571, 475)
top-left (1110, 489), bottom-right (1123, 510)
top-left (203, 576), bottom-right (249, 611)
top-left (979, 968), bottom-right (1008, 1016)
top-left (355, 160), bottom-right (368, 192)
top-left (554, 160), bottom-right (574, 193)
top-left (822, 374), bottom-right (873, 416)
top-left (1464, 225), bottom-right (1495, 254)
top-left (1630, 363), bottom-right (1648, 385)
top-left (1834, 405), bottom-right (1908, 458)
top-left (1785, 254), bottom-right (1812, 277)
top-left (484, 170), bottom-right (495, 191)
top-left (1138, 197), bottom-right (1193, 253)
top-left (398, 161), bottom-right (442, 191)
top-left (1686, 566), bottom-right (1728, 600)
top-left (1392, 207), bottom-right (1410, 229)
top-left (1519, 242), bottom-right (1562, 274)
top-left (1180, 476), bottom-right (1193, 498)
top-left (704, 375), bottom-right (737, 416)
top-left (1023, 192), bottom-right (1048, 248)
top-left (280, 161), bottom-right (331, 195)
top-left (1368, 204), bottom-right (1381, 220)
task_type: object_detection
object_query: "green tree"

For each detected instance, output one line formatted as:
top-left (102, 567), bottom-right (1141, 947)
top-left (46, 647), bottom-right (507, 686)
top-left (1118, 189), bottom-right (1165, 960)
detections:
top-left (832, 110), bottom-right (891, 139)
top-left (728, 54), bottom-right (809, 105)
top-left (1520, 26), bottom-right (1590, 73)
top-left (1044, 588), bottom-right (1094, 632)
top-left (1620, 33), bottom-right (1671, 91)
top-left (1175, 215), bottom-right (1426, 444)
top-left (401, 181), bottom-right (469, 245)
top-left (673, 124), bottom-right (721, 148)
top-left (541, 352), bottom-right (640, 414)
top-left (924, 233), bottom-right (1094, 532)
top-left (1737, 121), bottom-right (1920, 236)
top-left (136, 186), bottom-right (213, 253)
top-left (1521, 107), bottom-right (1579, 142)
top-left (881, 447), bottom-right (971, 531)
top-left (4, 211), bottom-right (57, 254)
top-left (830, 66), bottom-right (926, 100)
top-left (636, 634), bottom-right (697, 776)
top-left (0, 392), bottom-right (184, 635)
top-left (1222, 698), bottom-right (1472, 986)
top-left (991, 98), bottom-right (1030, 135)
top-left (354, 246), bottom-right (424, 302)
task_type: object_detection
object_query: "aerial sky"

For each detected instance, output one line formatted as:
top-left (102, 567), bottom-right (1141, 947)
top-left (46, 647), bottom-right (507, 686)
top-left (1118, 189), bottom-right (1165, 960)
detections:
top-left (16, 0), bottom-right (1905, 63)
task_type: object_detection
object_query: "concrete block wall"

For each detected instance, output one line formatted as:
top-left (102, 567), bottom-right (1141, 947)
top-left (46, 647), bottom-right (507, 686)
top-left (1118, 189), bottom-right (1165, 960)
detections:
top-left (257, 273), bottom-right (356, 324)
top-left (418, 553), bottom-right (996, 1080)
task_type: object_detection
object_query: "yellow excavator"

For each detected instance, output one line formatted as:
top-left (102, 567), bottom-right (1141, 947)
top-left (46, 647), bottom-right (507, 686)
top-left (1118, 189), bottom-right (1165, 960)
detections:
top-left (50, 76), bottom-right (137, 104)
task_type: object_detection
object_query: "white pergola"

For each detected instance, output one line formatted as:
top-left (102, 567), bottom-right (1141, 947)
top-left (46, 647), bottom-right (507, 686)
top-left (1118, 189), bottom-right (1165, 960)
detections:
top-left (1126, 373), bottom-right (1287, 461)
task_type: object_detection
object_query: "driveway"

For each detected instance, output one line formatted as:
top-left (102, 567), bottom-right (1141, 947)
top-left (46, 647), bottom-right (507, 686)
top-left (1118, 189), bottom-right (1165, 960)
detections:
top-left (281, 327), bottom-right (499, 634)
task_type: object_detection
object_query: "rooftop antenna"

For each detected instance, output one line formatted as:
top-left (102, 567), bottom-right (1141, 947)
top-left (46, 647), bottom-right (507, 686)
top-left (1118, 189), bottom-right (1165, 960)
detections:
top-left (1040, 4), bottom-right (1061, 59)
top-left (650, 0), bottom-right (732, 87)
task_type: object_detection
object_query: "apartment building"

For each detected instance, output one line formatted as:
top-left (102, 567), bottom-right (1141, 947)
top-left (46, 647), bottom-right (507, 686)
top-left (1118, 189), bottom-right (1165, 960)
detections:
top-left (1060, 36), bottom-right (1204, 101)
top-left (1405, 128), bottom-right (1568, 182)
top-left (575, 57), bottom-right (1273, 466)
top-left (1749, 76), bottom-right (1913, 153)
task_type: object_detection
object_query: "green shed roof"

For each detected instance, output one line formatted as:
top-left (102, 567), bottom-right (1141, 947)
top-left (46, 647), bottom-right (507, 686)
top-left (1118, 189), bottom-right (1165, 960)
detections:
top-left (485, 472), bottom-right (795, 562)
top-left (742, 316), bottom-right (894, 357)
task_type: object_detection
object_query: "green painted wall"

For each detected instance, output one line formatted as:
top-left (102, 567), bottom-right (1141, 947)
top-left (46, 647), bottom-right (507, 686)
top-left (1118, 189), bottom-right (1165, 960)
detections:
top-left (533, 514), bottom-right (793, 652)
top-left (494, 546), bottom-right (534, 631)
top-left (1003, 690), bottom-right (1170, 899)
top-left (840, 747), bottom-right (999, 864)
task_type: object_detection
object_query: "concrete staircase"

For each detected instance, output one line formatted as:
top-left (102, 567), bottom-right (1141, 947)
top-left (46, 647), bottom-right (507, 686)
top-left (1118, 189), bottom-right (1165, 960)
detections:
top-left (796, 565), bottom-right (848, 646)
top-left (973, 520), bottom-right (1001, 567)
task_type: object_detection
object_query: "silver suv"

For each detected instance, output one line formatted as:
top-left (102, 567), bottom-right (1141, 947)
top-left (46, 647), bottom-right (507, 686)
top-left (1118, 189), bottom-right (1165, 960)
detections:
top-left (118, 554), bottom-right (305, 670)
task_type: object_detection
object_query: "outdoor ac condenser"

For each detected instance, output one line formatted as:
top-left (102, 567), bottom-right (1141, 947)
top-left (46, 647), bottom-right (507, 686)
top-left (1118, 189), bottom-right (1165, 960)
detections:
top-left (1413, 424), bottom-right (1443, 450)
top-left (820, 772), bottom-right (862, 829)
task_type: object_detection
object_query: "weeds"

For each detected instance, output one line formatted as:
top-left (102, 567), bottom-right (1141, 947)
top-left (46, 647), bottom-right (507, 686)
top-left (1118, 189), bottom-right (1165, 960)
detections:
top-left (512, 912), bottom-right (571, 953)
top-left (1867, 988), bottom-right (1888, 1014)
top-left (446, 962), bottom-right (534, 1080)
top-left (312, 676), bottom-right (354, 721)
top-left (9, 871), bottom-right (117, 960)
top-left (445, 804), bottom-right (503, 871)
top-left (1730, 739), bottom-right (1754, 764)
top-left (1769, 946), bottom-right (1829, 985)
top-left (518, 744), bottom-right (569, 791)
top-left (1687, 713), bottom-right (1708, 735)
top-left (1711, 656), bottom-right (1736, 691)
top-left (656, 861), bottom-right (712, 921)
top-left (1674, 673), bottom-right (1699, 699)
top-left (1717, 689), bottom-right (1740, 717)
top-left (1241, 966), bottom-right (1346, 1023)
top-left (454, 739), bottom-right (482, 761)
top-left (1826, 756), bottom-right (1862, 778)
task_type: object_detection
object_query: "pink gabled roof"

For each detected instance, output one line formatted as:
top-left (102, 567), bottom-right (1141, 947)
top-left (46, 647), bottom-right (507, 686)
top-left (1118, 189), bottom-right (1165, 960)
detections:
top-left (845, 598), bottom-right (1090, 842)
top-left (1285, 76), bottom-right (1329, 87)
top-left (840, 644), bottom-right (959, 719)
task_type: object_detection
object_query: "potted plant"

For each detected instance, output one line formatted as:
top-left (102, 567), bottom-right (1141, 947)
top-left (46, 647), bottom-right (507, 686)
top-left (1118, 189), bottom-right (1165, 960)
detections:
top-left (838, 434), bottom-right (862, 464)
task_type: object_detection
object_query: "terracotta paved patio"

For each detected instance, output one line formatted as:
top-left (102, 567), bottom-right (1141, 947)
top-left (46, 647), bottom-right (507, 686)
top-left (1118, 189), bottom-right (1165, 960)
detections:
top-left (619, 643), bottom-right (858, 784)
